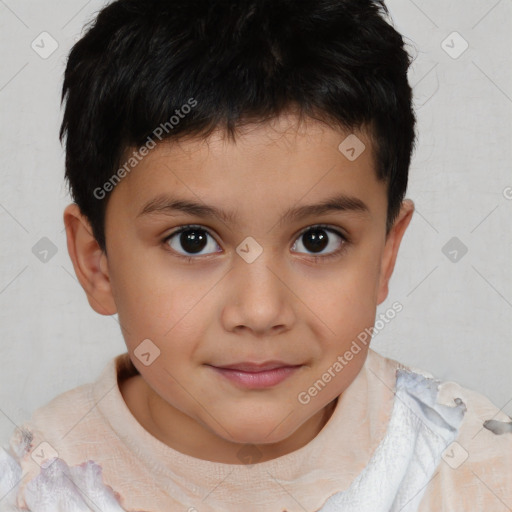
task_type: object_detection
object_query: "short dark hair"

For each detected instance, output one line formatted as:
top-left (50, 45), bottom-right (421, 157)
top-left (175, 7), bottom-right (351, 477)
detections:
top-left (60, 0), bottom-right (416, 253)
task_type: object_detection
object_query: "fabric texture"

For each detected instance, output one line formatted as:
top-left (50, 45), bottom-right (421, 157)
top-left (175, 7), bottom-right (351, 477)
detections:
top-left (1, 349), bottom-right (510, 511)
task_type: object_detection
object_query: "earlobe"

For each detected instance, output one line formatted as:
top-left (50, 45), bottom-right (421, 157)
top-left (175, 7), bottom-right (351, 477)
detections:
top-left (376, 199), bottom-right (414, 304)
top-left (63, 203), bottom-right (117, 316)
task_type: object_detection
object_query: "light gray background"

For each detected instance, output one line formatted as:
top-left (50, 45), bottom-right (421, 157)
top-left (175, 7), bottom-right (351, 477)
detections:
top-left (0, 0), bottom-right (511, 444)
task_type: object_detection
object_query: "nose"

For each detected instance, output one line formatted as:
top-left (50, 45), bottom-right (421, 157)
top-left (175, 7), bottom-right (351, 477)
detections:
top-left (221, 250), bottom-right (296, 336)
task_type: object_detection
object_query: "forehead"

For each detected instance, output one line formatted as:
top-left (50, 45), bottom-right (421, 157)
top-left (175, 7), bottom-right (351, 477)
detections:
top-left (106, 113), bottom-right (386, 227)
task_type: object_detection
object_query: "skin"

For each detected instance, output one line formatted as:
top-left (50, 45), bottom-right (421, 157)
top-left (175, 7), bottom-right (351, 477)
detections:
top-left (63, 112), bottom-right (414, 464)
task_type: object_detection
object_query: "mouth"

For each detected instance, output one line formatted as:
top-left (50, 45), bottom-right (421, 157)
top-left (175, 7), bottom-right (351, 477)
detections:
top-left (206, 362), bottom-right (303, 389)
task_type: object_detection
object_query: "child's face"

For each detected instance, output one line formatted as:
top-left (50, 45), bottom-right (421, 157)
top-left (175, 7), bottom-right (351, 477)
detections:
top-left (65, 112), bottom-right (413, 458)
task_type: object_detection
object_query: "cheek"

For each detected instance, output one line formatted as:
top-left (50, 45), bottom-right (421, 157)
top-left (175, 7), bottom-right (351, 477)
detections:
top-left (324, 283), bottom-right (377, 349)
top-left (108, 248), bottom-right (219, 362)
top-left (346, 237), bottom-right (385, 306)
top-left (107, 249), bottom-right (186, 340)
top-left (310, 254), bottom-right (381, 348)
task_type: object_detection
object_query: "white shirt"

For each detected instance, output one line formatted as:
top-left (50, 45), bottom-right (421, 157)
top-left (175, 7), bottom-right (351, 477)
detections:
top-left (1, 349), bottom-right (510, 511)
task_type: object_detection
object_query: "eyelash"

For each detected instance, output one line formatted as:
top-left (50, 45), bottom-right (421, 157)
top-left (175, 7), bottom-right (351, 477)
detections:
top-left (162, 224), bottom-right (349, 263)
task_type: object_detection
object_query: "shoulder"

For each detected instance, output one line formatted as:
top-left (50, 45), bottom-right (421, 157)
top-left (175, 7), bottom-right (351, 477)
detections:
top-left (0, 436), bottom-right (24, 510)
top-left (367, 350), bottom-right (512, 509)
top-left (419, 379), bottom-right (512, 510)
top-left (0, 381), bottom-right (97, 510)
top-left (0, 380), bottom-right (94, 511)
top-left (1, 354), bottom-right (134, 511)
top-left (387, 362), bottom-right (512, 510)
top-left (12, 352), bottom-right (134, 459)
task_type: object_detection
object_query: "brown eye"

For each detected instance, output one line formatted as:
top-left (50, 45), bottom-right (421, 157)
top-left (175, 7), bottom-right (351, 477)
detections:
top-left (291, 225), bottom-right (345, 258)
top-left (164, 225), bottom-right (221, 257)
top-left (301, 229), bottom-right (329, 253)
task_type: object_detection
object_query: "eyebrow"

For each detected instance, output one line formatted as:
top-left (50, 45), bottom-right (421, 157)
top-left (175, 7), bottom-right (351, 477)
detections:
top-left (136, 193), bottom-right (369, 226)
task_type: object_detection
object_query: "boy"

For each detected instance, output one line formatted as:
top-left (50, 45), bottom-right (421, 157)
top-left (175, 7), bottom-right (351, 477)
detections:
top-left (1, 0), bottom-right (511, 510)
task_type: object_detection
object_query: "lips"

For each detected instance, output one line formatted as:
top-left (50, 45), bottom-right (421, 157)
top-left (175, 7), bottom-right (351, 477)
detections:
top-left (211, 361), bottom-right (299, 372)
top-left (207, 361), bottom-right (303, 389)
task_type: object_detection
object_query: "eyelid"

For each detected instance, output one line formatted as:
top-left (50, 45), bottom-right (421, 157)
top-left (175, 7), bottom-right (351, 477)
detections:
top-left (164, 224), bottom-right (216, 240)
top-left (162, 223), bottom-right (350, 260)
top-left (295, 223), bottom-right (348, 241)
top-left (162, 224), bottom-right (224, 263)
top-left (164, 223), bottom-right (348, 244)
top-left (292, 224), bottom-right (349, 261)
top-left (162, 224), bottom-right (221, 252)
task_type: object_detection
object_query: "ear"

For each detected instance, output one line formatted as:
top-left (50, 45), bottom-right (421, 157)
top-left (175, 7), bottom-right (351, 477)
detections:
top-left (63, 203), bottom-right (117, 315)
top-left (376, 199), bottom-right (414, 304)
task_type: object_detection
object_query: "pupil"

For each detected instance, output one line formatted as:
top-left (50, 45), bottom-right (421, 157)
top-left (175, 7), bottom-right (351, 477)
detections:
top-left (180, 230), bottom-right (207, 253)
top-left (178, 229), bottom-right (329, 255)
top-left (303, 229), bottom-right (328, 253)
